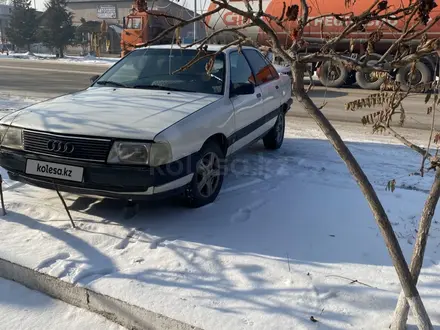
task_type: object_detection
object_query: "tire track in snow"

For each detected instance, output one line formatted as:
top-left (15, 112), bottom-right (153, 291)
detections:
top-left (114, 228), bottom-right (138, 250)
top-left (230, 199), bottom-right (267, 223)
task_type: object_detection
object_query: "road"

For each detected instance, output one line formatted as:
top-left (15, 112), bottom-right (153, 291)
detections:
top-left (0, 58), bottom-right (105, 97)
top-left (0, 58), bottom-right (434, 130)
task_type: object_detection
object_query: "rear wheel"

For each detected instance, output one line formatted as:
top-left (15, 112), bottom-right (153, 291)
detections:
top-left (318, 60), bottom-right (348, 88)
top-left (355, 54), bottom-right (386, 90)
top-left (183, 141), bottom-right (224, 208)
top-left (263, 110), bottom-right (285, 150)
top-left (396, 62), bottom-right (432, 92)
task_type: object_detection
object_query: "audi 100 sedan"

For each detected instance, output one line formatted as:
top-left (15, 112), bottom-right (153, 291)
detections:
top-left (0, 44), bottom-right (292, 207)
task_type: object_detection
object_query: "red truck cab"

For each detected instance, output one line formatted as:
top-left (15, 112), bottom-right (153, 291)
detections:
top-left (120, 6), bottom-right (176, 57)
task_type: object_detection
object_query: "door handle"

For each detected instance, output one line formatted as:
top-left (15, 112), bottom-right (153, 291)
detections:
top-left (256, 93), bottom-right (261, 98)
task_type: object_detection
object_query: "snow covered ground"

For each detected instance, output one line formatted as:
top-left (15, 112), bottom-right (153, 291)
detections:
top-left (0, 94), bottom-right (43, 111)
top-left (0, 52), bottom-right (118, 66)
top-left (0, 278), bottom-right (125, 329)
top-left (0, 96), bottom-right (440, 329)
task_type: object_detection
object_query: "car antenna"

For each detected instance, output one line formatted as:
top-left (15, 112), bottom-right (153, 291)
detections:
top-left (0, 175), bottom-right (6, 216)
top-left (54, 183), bottom-right (76, 229)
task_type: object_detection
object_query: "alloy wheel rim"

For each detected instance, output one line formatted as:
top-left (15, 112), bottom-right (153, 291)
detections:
top-left (196, 152), bottom-right (221, 198)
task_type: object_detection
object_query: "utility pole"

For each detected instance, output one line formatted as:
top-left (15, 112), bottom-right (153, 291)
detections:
top-left (193, 0), bottom-right (196, 42)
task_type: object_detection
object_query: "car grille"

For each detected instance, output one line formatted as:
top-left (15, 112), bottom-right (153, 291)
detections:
top-left (23, 130), bottom-right (112, 162)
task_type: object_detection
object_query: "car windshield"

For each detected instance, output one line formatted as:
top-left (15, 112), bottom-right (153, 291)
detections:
top-left (94, 48), bottom-right (225, 95)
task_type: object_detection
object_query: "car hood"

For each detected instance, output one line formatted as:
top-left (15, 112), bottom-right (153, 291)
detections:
top-left (0, 87), bottom-right (222, 140)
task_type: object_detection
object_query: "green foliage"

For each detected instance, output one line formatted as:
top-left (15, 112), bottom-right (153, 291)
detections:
top-left (39, 0), bottom-right (75, 57)
top-left (5, 0), bottom-right (38, 51)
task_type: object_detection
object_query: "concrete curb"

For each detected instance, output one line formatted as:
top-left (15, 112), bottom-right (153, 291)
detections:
top-left (0, 257), bottom-right (202, 330)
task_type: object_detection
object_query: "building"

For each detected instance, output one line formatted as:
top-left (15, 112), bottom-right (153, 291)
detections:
top-left (67, 0), bottom-right (206, 55)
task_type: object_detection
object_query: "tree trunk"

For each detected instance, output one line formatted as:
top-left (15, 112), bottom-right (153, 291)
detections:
top-left (291, 61), bottom-right (433, 330)
top-left (390, 167), bottom-right (440, 330)
top-left (59, 47), bottom-right (64, 58)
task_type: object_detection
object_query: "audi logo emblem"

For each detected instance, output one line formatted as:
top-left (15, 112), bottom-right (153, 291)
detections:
top-left (47, 140), bottom-right (75, 154)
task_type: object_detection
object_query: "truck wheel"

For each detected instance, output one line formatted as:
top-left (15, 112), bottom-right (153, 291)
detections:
top-left (183, 141), bottom-right (225, 208)
top-left (396, 62), bottom-right (432, 92)
top-left (355, 56), bottom-right (386, 90)
top-left (420, 57), bottom-right (436, 77)
top-left (263, 110), bottom-right (285, 150)
top-left (318, 60), bottom-right (348, 88)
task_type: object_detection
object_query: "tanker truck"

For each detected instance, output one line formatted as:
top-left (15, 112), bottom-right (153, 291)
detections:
top-left (204, 0), bottom-right (440, 90)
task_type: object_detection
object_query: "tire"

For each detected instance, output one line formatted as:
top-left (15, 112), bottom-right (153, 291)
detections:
top-left (396, 61), bottom-right (432, 92)
top-left (318, 60), bottom-right (349, 88)
top-left (183, 141), bottom-right (225, 208)
top-left (420, 57), bottom-right (436, 77)
top-left (355, 55), bottom-right (385, 90)
top-left (263, 110), bottom-right (285, 150)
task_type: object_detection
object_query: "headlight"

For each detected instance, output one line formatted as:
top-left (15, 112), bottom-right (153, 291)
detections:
top-left (0, 125), bottom-right (23, 150)
top-left (107, 142), bottom-right (150, 165)
top-left (149, 141), bottom-right (172, 166)
top-left (107, 141), bottom-right (172, 166)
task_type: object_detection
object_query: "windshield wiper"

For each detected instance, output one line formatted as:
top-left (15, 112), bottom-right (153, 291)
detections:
top-left (133, 85), bottom-right (185, 92)
top-left (96, 80), bottom-right (128, 87)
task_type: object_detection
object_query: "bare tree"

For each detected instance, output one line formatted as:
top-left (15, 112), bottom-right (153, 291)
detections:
top-left (346, 74), bottom-right (440, 328)
top-left (138, 0), bottom-right (440, 328)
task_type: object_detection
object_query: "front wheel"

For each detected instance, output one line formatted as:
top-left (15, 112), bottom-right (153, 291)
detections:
top-left (263, 111), bottom-right (285, 150)
top-left (183, 141), bottom-right (225, 208)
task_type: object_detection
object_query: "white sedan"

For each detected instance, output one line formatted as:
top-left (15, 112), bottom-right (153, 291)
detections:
top-left (0, 44), bottom-right (292, 207)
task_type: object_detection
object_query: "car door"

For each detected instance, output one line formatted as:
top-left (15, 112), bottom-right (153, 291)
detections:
top-left (228, 50), bottom-right (264, 154)
top-left (242, 49), bottom-right (282, 132)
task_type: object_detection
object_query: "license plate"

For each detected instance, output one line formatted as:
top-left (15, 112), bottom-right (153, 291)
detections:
top-left (25, 159), bottom-right (84, 183)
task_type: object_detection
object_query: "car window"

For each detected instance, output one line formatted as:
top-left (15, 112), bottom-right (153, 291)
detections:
top-left (126, 17), bottom-right (142, 29)
top-left (243, 49), bottom-right (278, 85)
top-left (229, 51), bottom-right (256, 87)
top-left (94, 48), bottom-right (225, 95)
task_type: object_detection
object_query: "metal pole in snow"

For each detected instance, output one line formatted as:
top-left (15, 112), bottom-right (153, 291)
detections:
top-left (193, 0), bottom-right (197, 42)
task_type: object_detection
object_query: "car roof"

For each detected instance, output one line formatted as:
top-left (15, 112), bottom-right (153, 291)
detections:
top-left (134, 44), bottom-right (259, 54)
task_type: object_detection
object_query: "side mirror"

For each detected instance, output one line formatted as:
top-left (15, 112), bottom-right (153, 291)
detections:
top-left (230, 82), bottom-right (255, 97)
top-left (90, 74), bottom-right (99, 84)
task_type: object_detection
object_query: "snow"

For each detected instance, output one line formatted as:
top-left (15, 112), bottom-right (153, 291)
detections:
top-left (0, 94), bottom-right (43, 113)
top-left (0, 278), bottom-right (125, 329)
top-left (1, 97), bottom-right (440, 329)
top-left (0, 52), bottom-right (118, 66)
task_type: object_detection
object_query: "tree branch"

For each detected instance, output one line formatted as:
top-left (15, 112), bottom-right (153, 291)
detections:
top-left (391, 167), bottom-right (440, 330)
top-left (138, 5), bottom-right (226, 47)
top-left (172, 38), bottom-right (247, 74)
top-left (181, 23), bottom-right (254, 49)
top-left (291, 62), bottom-right (432, 329)
top-left (402, 15), bottom-right (440, 42)
top-left (384, 125), bottom-right (432, 158)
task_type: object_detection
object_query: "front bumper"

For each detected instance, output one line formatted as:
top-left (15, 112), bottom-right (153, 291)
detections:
top-left (0, 148), bottom-right (196, 200)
